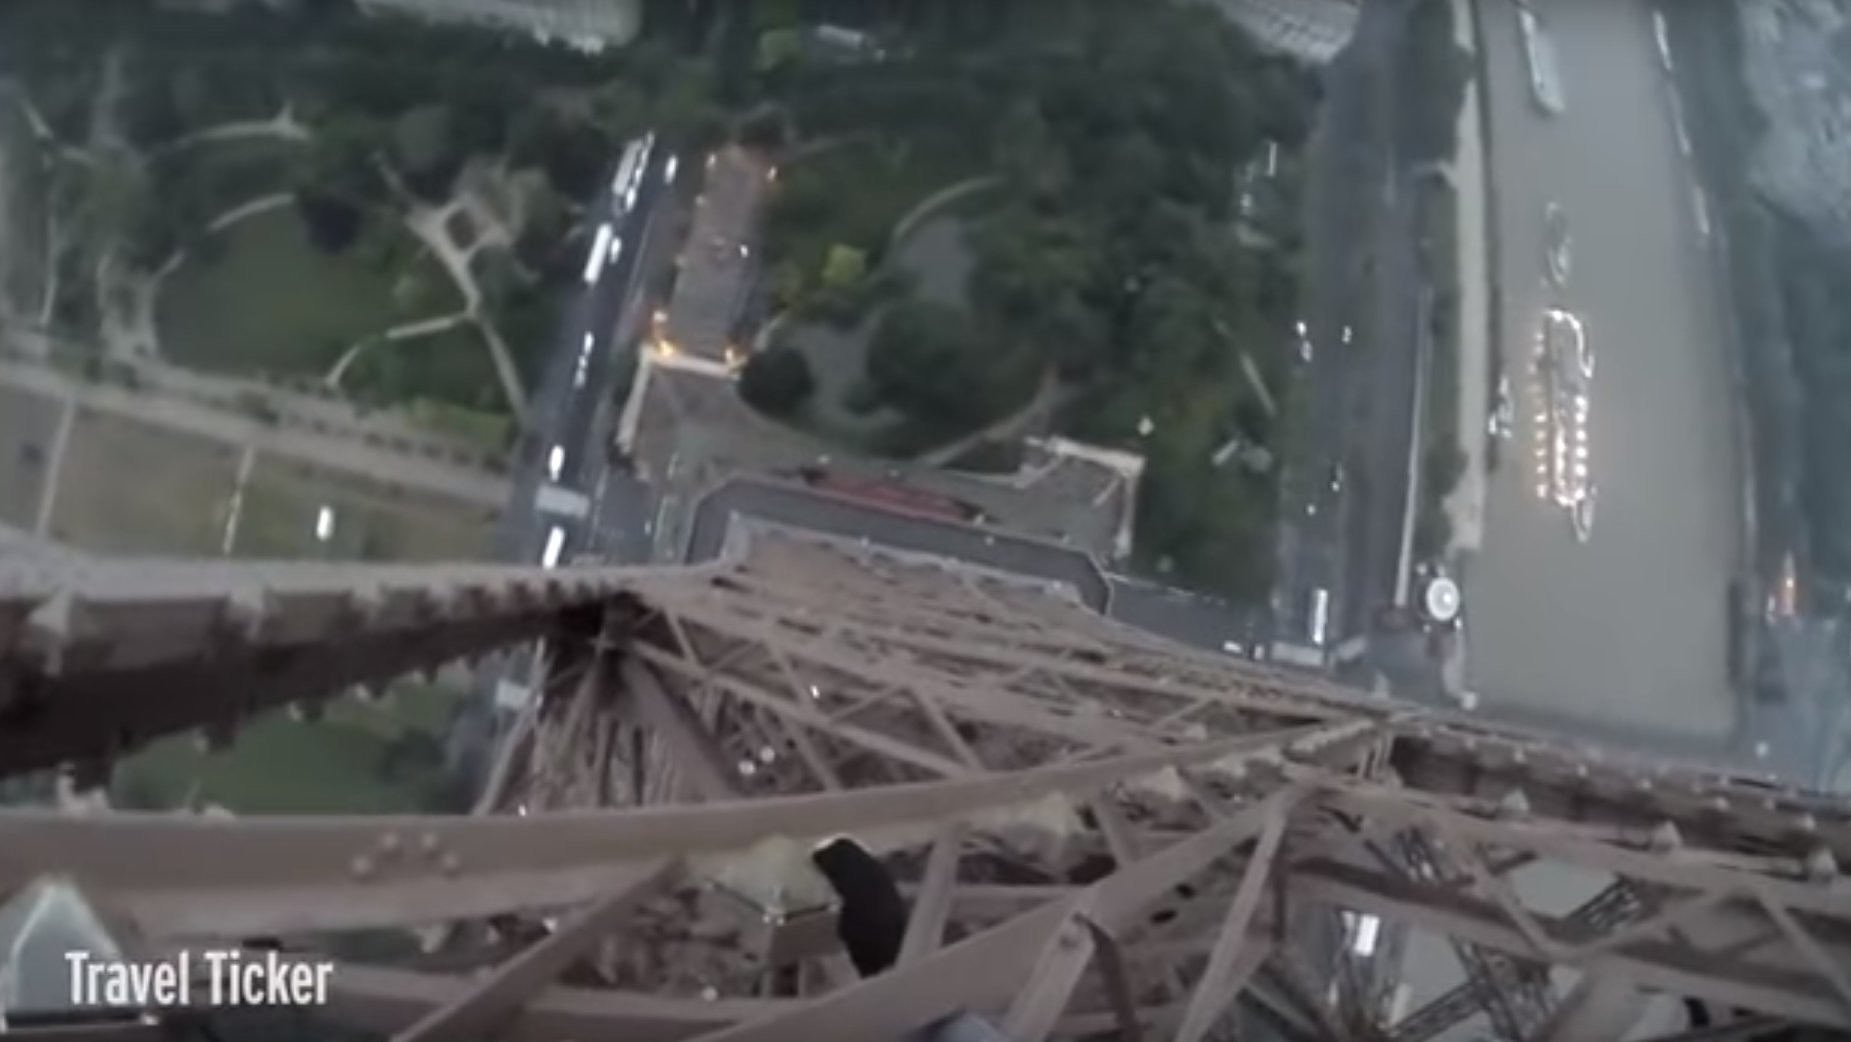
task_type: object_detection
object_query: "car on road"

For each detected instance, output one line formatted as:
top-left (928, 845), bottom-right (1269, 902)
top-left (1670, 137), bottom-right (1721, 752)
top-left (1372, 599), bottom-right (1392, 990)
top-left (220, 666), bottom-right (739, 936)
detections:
top-left (547, 445), bottom-right (565, 482)
top-left (1341, 325), bottom-right (1353, 346)
top-left (1329, 463), bottom-right (1345, 494)
top-left (541, 525), bottom-right (567, 569)
top-left (573, 332), bottom-right (595, 389)
top-left (1295, 320), bottom-right (1313, 363)
top-left (1653, 10), bottom-right (1673, 72)
top-left (1488, 374), bottom-right (1514, 440)
top-left (1544, 203), bottom-right (1571, 287)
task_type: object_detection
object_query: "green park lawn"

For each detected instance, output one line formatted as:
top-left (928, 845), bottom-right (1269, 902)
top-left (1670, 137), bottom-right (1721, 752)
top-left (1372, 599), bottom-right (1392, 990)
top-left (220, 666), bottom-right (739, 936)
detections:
top-left (157, 207), bottom-right (461, 379)
top-left (344, 319), bottom-right (506, 414)
top-left (229, 455), bottom-right (496, 562)
top-left (113, 683), bottom-right (464, 814)
top-left (155, 135), bottom-right (306, 213)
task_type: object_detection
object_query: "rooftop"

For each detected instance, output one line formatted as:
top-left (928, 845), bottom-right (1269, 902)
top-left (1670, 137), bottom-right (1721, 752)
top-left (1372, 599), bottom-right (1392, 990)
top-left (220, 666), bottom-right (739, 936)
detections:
top-left (618, 355), bottom-right (1140, 561)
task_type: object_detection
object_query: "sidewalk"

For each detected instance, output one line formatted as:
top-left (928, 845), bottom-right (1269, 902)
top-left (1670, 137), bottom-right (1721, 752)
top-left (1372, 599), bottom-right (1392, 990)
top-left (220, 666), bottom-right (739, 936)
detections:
top-left (1444, 0), bottom-right (1492, 560)
top-left (0, 360), bottom-right (511, 507)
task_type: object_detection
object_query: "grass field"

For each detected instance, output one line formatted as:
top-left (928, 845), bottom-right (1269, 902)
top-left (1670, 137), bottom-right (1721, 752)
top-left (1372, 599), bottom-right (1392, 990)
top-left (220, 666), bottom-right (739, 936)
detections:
top-left (230, 454), bottom-right (496, 562)
top-left (113, 682), bottom-right (465, 814)
top-left (48, 409), bottom-right (239, 553)
top-left (344, 320), bottom-right (507, 414)
top-left (157, 208), bottom-right (460, 379)
top-left (0, 385), bottom-right (60, 529)
top-left (157, 136), bottom-right (307, 216)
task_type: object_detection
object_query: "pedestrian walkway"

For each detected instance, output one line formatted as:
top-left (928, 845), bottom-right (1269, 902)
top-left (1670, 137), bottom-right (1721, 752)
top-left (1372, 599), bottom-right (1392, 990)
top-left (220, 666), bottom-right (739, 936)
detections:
top-left (1445, 0), bottom-right (1492, 559)
top-left (0, 361), bottom-right (510, 507)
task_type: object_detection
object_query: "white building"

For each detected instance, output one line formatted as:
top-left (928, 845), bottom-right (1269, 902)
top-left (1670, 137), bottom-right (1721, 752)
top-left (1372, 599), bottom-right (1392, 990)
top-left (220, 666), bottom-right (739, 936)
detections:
top-left (355, 0), bottom-right (642, 50)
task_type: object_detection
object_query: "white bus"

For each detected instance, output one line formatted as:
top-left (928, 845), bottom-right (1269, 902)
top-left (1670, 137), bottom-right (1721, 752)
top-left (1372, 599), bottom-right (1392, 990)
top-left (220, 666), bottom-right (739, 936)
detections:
top-left (609, 139), bottom-right (647, 202)
top-left (582, 222), bottom-right (614, 285)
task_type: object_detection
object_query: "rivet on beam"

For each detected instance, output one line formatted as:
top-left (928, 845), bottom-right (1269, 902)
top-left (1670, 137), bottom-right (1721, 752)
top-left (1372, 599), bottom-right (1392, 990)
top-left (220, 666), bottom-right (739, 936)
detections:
top-left (351, 855), bottom-right (375, 880)
top-left (420, 832), bottom-right (441, 856)
top-left (440, 852), bottom-right (461, 876)
top-left (1805, 846), bottom-right (1838, 883)
top-left (378, 831), bottom-right (402, 858)
top-left (222, 588), bottom-right (272, 644)
top-left (343, 588), bottom-right (387, 632)
top-left (1497, 788), bottom-right (1531, 819)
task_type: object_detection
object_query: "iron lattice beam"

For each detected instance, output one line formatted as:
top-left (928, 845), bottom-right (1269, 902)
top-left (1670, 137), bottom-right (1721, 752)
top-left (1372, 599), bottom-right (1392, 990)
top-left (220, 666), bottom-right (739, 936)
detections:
top-left (2, 528), bottom-right (1850, 1042)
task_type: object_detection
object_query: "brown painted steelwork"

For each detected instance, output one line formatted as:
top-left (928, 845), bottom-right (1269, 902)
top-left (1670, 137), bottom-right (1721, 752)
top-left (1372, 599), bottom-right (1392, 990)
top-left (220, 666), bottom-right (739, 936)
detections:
top-left (2, 524), bottom-right (1848, 1041)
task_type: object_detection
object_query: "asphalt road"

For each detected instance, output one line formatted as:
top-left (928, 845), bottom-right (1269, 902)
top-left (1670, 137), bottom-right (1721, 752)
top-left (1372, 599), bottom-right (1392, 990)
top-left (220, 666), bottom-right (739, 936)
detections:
top-left (1464, 0), bottom-right (1742, 740)
top-left (496, 141), bottom-right (673, 569)
top-left (469, 140), bottom-right (675, 717)
top-left (1277, 0), bottom-right (1420, 651)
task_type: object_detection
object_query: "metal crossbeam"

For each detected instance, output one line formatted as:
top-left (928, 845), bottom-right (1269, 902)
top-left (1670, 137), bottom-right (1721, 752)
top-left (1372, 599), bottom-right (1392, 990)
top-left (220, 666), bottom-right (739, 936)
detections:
top-left (1, 529), bottom-right (1848, 1042)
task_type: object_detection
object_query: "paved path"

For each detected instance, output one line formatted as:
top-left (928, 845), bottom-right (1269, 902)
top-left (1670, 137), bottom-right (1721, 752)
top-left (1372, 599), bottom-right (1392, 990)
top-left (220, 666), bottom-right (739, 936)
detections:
top-left (1444, 0), bottom-right (1492, 557)
top-left (394, 170), bottom-right (528, 417)
top-left (0, 361), bottom-right (510, 508)
top-left (157, 107), bottom-right (309, 152)
top-left (31, 387), bottom-right (75, 535)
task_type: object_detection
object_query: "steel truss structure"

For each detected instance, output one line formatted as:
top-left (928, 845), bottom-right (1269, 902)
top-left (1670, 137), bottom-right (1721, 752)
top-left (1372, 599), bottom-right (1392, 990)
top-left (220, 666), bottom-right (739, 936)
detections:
top-left (2, 521), bottom-right (1849, 1041)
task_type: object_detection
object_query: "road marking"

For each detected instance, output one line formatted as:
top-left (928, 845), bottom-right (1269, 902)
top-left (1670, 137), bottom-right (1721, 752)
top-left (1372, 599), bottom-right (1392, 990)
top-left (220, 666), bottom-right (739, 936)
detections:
top-left (33, 389), bottom-right (78, 536)
top-left (1667, 89), bottom-right (1692, 158)
top-left (219, 443), bottom-right (259, 556)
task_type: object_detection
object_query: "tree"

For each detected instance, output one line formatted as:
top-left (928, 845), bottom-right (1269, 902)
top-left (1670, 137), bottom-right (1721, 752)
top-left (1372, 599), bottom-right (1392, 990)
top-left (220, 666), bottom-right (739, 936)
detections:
top-left (294, 191), bottom-right (365, 253)
top-left (392, 103), bottom-right (463, 201)
top-left (867, 298), bottom-right (1030, 426)
top-left (1399, 0), bottom-right (1471, 163)
top-left (291, 118), bottom-right (381, 253)
top-left (820, 244), bottom-right (867, 289)
top-left (738, 345), bottom-right (815, 415)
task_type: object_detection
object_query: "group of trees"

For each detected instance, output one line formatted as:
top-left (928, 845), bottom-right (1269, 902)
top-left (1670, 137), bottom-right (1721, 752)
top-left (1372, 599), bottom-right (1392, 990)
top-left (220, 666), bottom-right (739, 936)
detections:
top-left (1397, 0), bottom-right (1473, 165)
top-left (5, 0), bottom-right (733, 315)
top-left (758, 1), bottom-right (1315, 596)
top-left (1660, 0), bottom-right (1851, 604)
top-left (1770, 213), bottom-right (1851, 593)
top-left (733, 0), bottom-right (1321, 596)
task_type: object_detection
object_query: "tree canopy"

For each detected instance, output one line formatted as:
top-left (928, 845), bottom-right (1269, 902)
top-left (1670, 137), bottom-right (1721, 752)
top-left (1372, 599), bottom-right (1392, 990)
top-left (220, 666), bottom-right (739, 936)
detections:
top-left (752, 0), bottom-right (1319, 597)
top-left (739, 345), bottom-right (817, 415)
